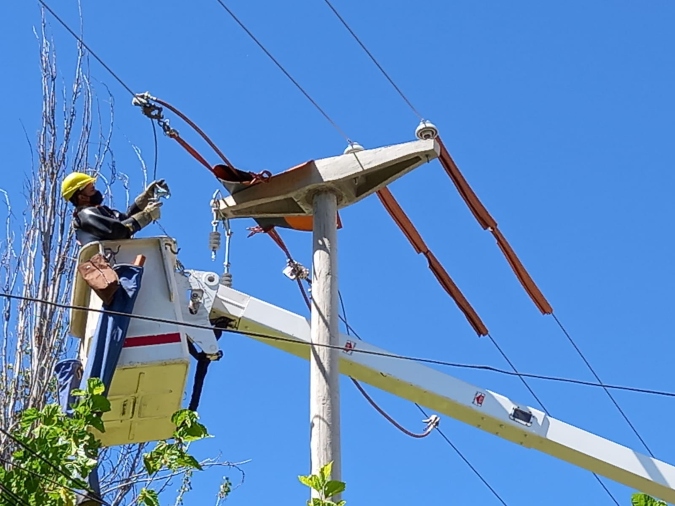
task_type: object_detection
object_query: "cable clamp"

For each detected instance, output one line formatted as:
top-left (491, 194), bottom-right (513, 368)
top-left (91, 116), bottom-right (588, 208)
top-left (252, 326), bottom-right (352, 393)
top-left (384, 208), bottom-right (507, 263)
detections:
top-left (133, 91), bottom-right (178, 137)
top-left (283, 259), bottom-right (309, 281)
top-left (422, 414), bottom-right (440, 431)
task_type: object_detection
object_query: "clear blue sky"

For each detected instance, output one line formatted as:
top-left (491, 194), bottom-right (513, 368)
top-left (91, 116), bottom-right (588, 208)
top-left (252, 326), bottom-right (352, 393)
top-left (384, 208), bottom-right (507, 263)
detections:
top-left (2, 0), bottom-right (675, 504)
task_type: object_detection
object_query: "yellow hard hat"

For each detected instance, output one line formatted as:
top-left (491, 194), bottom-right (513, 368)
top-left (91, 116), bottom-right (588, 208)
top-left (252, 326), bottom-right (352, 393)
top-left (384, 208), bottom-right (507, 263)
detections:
top-left (61, 172), bottom-right (96, 201)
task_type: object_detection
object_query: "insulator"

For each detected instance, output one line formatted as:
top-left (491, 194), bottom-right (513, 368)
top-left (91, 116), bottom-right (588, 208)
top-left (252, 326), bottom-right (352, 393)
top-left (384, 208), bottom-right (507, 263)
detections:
top-left (344, 141), bottom-right (365, 155)
top-left (415, 120), bottom-right (438, 140)
top-left (209, 230), bottom-right (221, 261)
top-left (220, 272), bottom-right (233, 287)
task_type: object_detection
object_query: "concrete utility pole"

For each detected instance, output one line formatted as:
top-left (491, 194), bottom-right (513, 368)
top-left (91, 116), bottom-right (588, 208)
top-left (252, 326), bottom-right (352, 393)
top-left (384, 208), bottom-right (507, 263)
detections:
top-left (211, 138), bottom-right (440, 501)
top-left (309, 190), bottom-right (341, 489)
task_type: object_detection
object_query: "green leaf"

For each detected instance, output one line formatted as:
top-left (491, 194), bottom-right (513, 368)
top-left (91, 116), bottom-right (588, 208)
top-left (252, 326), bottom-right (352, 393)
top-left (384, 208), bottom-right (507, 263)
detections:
top-left (631, 494), bottom-right (666, 506)
top-left (87, 378), bottom-right (106, 396)
top-left (309, 499), bottom-right (324, 506)
top-left (90, 395), bottom-right (111, 414)
top-left (19, 408), bottom-right (40, 425)
top-left (323, 480), bottom-right (346, 499)
top-left (143, 452), bottom-right (162, 476)
top-left (320, 461), bottom-right (333, 482)
top-left (138, 488), bottom-right (160, 506)
top-left (299, 475), bottom-right (323, 492)
top-left (89, 415), bottom-right (105, 433)
top-left (336, 501), bottom-right (347, 506)
top-left (176, 454), bottom-right (203, 471)
top-left (171, 409), bottom-right (196, 427)
top-left (181, 421), bottom-right (208, 440)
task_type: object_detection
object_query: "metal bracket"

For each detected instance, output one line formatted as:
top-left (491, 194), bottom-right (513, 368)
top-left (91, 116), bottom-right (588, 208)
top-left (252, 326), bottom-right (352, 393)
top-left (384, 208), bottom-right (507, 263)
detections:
top-left (283, 259), bottom-right (309, 281)
top-left (175, 270), bottom-right (222, 358)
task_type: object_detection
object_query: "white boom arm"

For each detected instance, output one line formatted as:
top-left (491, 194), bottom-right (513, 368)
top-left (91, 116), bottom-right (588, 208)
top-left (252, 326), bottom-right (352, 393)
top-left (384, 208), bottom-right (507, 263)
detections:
top-left (205, 281), bottom-right (675, 502)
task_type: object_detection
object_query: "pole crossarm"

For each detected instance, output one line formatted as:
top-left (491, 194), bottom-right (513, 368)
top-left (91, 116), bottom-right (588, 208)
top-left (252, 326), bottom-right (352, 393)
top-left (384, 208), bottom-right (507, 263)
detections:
top-left (210, 285), bottom-right (675, 503)
top-left (211, 139), bottom-right (439, 220)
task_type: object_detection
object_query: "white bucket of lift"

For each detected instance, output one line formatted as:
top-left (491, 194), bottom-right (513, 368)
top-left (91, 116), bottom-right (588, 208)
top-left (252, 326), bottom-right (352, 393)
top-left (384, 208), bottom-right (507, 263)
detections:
top-left (70, 237), bottom-right (190, 446)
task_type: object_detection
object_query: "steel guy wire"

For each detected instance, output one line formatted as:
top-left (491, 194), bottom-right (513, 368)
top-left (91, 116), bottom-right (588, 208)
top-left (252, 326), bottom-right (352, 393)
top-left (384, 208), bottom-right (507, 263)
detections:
top-left (214, 0), bottom-right (352, 143)
top-left (321, 0), bottom-right (424, 121)
top-left (1, 291), bottom-right (672, 399)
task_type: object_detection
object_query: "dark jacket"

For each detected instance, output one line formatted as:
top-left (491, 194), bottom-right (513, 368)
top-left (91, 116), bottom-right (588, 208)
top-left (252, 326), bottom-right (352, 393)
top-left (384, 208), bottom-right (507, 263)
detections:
top-left (73, 203), bottom-right (142, 246)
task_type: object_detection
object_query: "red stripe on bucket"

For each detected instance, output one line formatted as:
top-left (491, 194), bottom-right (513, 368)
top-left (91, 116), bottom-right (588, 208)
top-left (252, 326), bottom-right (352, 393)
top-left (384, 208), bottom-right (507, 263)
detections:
top-left (123, 332), bottom-right (181, 348)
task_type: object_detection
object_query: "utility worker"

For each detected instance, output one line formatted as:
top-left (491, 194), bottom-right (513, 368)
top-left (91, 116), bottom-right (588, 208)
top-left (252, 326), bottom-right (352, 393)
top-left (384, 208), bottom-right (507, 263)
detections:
top-left (61, 172), bottom-right (168, 246)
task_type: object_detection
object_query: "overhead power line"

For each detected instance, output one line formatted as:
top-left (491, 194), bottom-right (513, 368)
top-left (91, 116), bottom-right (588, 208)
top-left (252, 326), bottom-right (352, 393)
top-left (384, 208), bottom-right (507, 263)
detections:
top-left (0, 291), bottom-right (672, 400)
top-left (30, 0), bottom-right (660, 495)
top-left (339, 290), bottom-right (508, 503)
top-left (319, 0), bottom-right (654, 474)
top-left (551, 313), bottom-right (655, 458)
top-left (214, 0), bottom-right (351, 143)
top-left (414, 404), bottom-right (509, 506)
top-left (38, 0), bottom-right (135, 97)
top-left (39, 0), bottom-right (163, 184)
top-left (485, 332), bottom-right (620, 506)
top-left (321, 0), bottom-right (424, 121)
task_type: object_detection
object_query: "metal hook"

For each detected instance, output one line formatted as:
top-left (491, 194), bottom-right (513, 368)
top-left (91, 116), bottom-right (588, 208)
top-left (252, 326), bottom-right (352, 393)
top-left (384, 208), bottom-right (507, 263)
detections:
top-left (164, 241), bottom-right (180, 255)
top-left (102, 245), bottom-right (121, 264)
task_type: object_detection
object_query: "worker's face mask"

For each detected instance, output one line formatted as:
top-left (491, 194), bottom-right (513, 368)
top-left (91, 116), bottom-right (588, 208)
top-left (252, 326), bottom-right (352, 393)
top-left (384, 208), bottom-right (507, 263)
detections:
top-left (88, 190), bottom-right (104, 206)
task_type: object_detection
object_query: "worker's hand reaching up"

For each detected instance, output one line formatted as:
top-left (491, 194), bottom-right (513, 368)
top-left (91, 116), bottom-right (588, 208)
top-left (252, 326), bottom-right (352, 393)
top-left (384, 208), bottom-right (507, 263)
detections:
top-left (133, 200), bottom-right (163, 229)
top-left (135, 179), bottom-right (170, 210)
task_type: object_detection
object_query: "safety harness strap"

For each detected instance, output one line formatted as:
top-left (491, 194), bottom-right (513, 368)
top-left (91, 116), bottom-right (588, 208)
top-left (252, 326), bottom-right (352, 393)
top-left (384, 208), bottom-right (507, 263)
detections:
top-left (186, 328), bottom-right (223, 412)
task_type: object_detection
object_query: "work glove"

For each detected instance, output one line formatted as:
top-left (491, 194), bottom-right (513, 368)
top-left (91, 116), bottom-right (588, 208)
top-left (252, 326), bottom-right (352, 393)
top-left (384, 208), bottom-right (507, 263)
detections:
top-left (132, 200), bottom-right (162, 229)
top-left (134, 179), bottom-right (170, 210)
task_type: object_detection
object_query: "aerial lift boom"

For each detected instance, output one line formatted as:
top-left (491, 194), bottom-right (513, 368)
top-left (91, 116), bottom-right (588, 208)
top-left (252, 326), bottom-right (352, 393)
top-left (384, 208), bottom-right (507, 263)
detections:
top-left (187, 276), bottom-right (675, 503)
